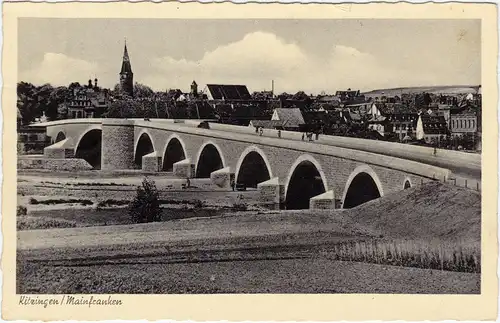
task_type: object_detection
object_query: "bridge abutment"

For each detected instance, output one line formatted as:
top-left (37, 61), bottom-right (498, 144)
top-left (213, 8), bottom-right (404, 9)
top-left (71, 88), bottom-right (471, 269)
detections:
top-left (101, 120), bottom-right (135, 170)
top-left (210, 167), bottom-right (233, 189)
top-left (142, 152), bottom-right (162, 172)
top-left (310, 190), bottom-right (336, 209)
top-left (43, 138), bottom-right (75, 159)
top-left (257, 177), bottom-right (285, 210)
top-left (173, 159), bottom-right (195, 178)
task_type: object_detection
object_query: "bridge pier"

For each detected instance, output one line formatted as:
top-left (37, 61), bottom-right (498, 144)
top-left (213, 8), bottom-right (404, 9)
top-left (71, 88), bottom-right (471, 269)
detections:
top-left (142, 152), bottom-right (162, 172)
top-left (310, 190), bottom-right (336, 209)
top-left (101, 120), bottom-right (135, 171)
top-left (210, 167), bottom-right (233, 189)
top-left (173, 159), bottom-right (195, 178)
top-left (257, 177), bottom-right (285, 210)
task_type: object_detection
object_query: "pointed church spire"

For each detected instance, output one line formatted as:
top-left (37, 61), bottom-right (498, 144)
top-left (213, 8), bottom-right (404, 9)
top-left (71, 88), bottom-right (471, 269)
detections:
top-left (120, 41), bottom-right (133, 74)
top-left (119, 40), bottom-right (134, 97)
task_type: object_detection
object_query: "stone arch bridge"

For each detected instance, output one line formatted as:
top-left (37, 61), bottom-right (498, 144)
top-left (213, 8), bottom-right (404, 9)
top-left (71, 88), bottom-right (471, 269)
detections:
top-left (29, 118), bottom-right (480, 210)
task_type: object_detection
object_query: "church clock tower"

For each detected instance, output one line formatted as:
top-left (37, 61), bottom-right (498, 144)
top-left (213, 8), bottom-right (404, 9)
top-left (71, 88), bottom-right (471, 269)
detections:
top-left (119, 41), bottom-right (134, 97)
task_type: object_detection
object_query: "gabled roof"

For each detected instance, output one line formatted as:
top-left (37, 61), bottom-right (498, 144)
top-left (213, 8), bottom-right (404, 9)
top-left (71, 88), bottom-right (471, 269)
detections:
top-left (249, 120), bottom-right (287, 129)
top-left (207, 84), bottom-right (251, 100)
top-left (419, 114), bottom-right (448, 134)
top-left (349, 112), bottom-right (362, 121)
top-left (273, 108), bottom-right (305, 126)
top-left (317, 95), bottom-right (340, 102)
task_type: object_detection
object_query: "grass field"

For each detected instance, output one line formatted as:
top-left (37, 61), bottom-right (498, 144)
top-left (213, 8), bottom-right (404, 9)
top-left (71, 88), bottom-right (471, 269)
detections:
top-left (17, 173), bottom-right (481, 294)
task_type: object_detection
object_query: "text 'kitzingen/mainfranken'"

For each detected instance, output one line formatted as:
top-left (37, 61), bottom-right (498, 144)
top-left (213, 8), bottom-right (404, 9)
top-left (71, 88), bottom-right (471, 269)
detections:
top-left (19, 295), bottom-right (123, 308)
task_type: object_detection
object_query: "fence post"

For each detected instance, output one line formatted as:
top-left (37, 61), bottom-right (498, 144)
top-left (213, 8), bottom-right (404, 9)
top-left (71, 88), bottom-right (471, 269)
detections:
top-left (477, 181), bottom-right (479, 191)
top-left (454, 178), bottom-right (457, 186)
top-left (465, 179), bottom-right (468, 188)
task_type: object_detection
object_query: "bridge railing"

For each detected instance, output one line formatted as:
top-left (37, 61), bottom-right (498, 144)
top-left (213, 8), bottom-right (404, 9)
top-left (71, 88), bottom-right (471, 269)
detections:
top-left (432, 174), bottom-right (481, 192)
top-left (206, 122), bottom-right (480, 173)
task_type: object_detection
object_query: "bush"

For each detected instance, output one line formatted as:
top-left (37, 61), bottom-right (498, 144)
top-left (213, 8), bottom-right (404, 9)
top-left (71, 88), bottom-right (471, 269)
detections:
top-left (193, 200), bottom-right (205, 208)
top-left (231, 203), bottom-right (248, 211)
top-left (28, 198), bottom-right (92, 206)
top-left (17, 205), bottom-right (27, 216)
top-left (129, 177), bottom-right (162, 223)
top-left (97, 199), bottom-right (130, 208)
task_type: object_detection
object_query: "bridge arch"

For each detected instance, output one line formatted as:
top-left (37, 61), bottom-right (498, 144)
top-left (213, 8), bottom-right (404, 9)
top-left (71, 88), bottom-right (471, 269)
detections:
top-left (234, 146), bottom-right (273, 188)
top-left (342, 165), bottom-right (384, 209)
top-left (195, 141), bottom-right (226, 178)
top-left (74, 126), bottom-right (102, 169)
top-left (134, 130), bottom-right (156, 169)
top-left (162, 134), bottom-right (187, 171)
top-left (284, 154), bottom-right (328, 210)
top-left (403, 177), bottom-right (412, 189)
top-left (55, 131), bottom-right (66, 143)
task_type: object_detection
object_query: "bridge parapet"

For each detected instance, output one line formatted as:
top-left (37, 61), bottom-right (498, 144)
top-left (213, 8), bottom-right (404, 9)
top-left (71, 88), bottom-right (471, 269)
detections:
top-left (136, 121), bottom-right (452, 181)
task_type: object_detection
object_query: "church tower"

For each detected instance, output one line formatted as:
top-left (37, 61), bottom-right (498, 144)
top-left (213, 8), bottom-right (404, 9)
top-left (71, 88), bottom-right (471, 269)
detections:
top-left (119, 41), bottom-right (134, 97)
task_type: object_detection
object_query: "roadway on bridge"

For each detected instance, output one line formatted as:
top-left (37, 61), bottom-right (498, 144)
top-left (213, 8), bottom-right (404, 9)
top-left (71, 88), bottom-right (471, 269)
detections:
top-left (136, 120), bottom-right (481, 181)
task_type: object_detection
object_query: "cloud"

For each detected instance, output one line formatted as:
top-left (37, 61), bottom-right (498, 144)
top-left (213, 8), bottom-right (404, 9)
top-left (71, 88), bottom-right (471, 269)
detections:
top-left (141, 31), bottom-right (451, 94)
top-left (142, 32), bottom-right (309, 92)
top-left (22, 32), bottom-right (479, 93)
top-left (20, 53), bottom-right (98, 86)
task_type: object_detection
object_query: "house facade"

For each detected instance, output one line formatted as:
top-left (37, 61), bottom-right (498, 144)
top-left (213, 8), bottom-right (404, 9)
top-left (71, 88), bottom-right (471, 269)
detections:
top-left (450, 113), bottom-right (478, 137)
top-left (66, 80), bottom-right (110, 119)
top-left (415, 114), bottom-right (449, 144)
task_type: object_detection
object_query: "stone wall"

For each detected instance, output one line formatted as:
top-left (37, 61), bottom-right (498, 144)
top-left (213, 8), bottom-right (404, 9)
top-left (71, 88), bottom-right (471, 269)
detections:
top-left (17, 157), bottom-right (93, 171)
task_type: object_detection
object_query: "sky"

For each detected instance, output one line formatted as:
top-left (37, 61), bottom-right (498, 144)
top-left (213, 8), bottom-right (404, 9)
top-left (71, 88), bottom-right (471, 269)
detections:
top-left (18, 18), bottom-right (481, 94)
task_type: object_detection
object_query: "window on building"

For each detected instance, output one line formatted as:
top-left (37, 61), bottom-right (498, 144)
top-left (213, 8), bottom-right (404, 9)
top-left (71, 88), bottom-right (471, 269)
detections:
top-left (472, 120), bottom-right (475, 128)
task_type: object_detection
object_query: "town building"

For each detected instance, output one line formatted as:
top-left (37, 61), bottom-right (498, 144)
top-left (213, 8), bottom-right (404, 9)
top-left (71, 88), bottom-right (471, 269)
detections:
top-left (206, 84), bottom-right (252, 101)
top-left (386, 113), bottom-right (417, 141)
top-left (65, 79), bottom-right (110, 119)
top-left (17, 108), bottom-right (50, 154)
top-left (415, 114), bottom-right (449, 144)
top-left (335, 89), bottom-right (365, 105)
top-left (450, 112), bottom-right (478, 137)
top-left (270, 108), bottom-right (305, 131)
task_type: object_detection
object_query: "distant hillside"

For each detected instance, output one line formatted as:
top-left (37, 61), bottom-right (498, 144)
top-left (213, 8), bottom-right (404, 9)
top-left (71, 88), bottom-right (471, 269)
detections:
top-left (363, 85), bottom-right (481, 97)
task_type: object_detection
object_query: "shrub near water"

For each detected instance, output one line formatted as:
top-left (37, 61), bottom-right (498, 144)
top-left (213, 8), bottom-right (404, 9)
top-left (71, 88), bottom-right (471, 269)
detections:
top-left (129, 177), bottom-right (162, 223)
top-left (321, 239), bottom-right (480, 273)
